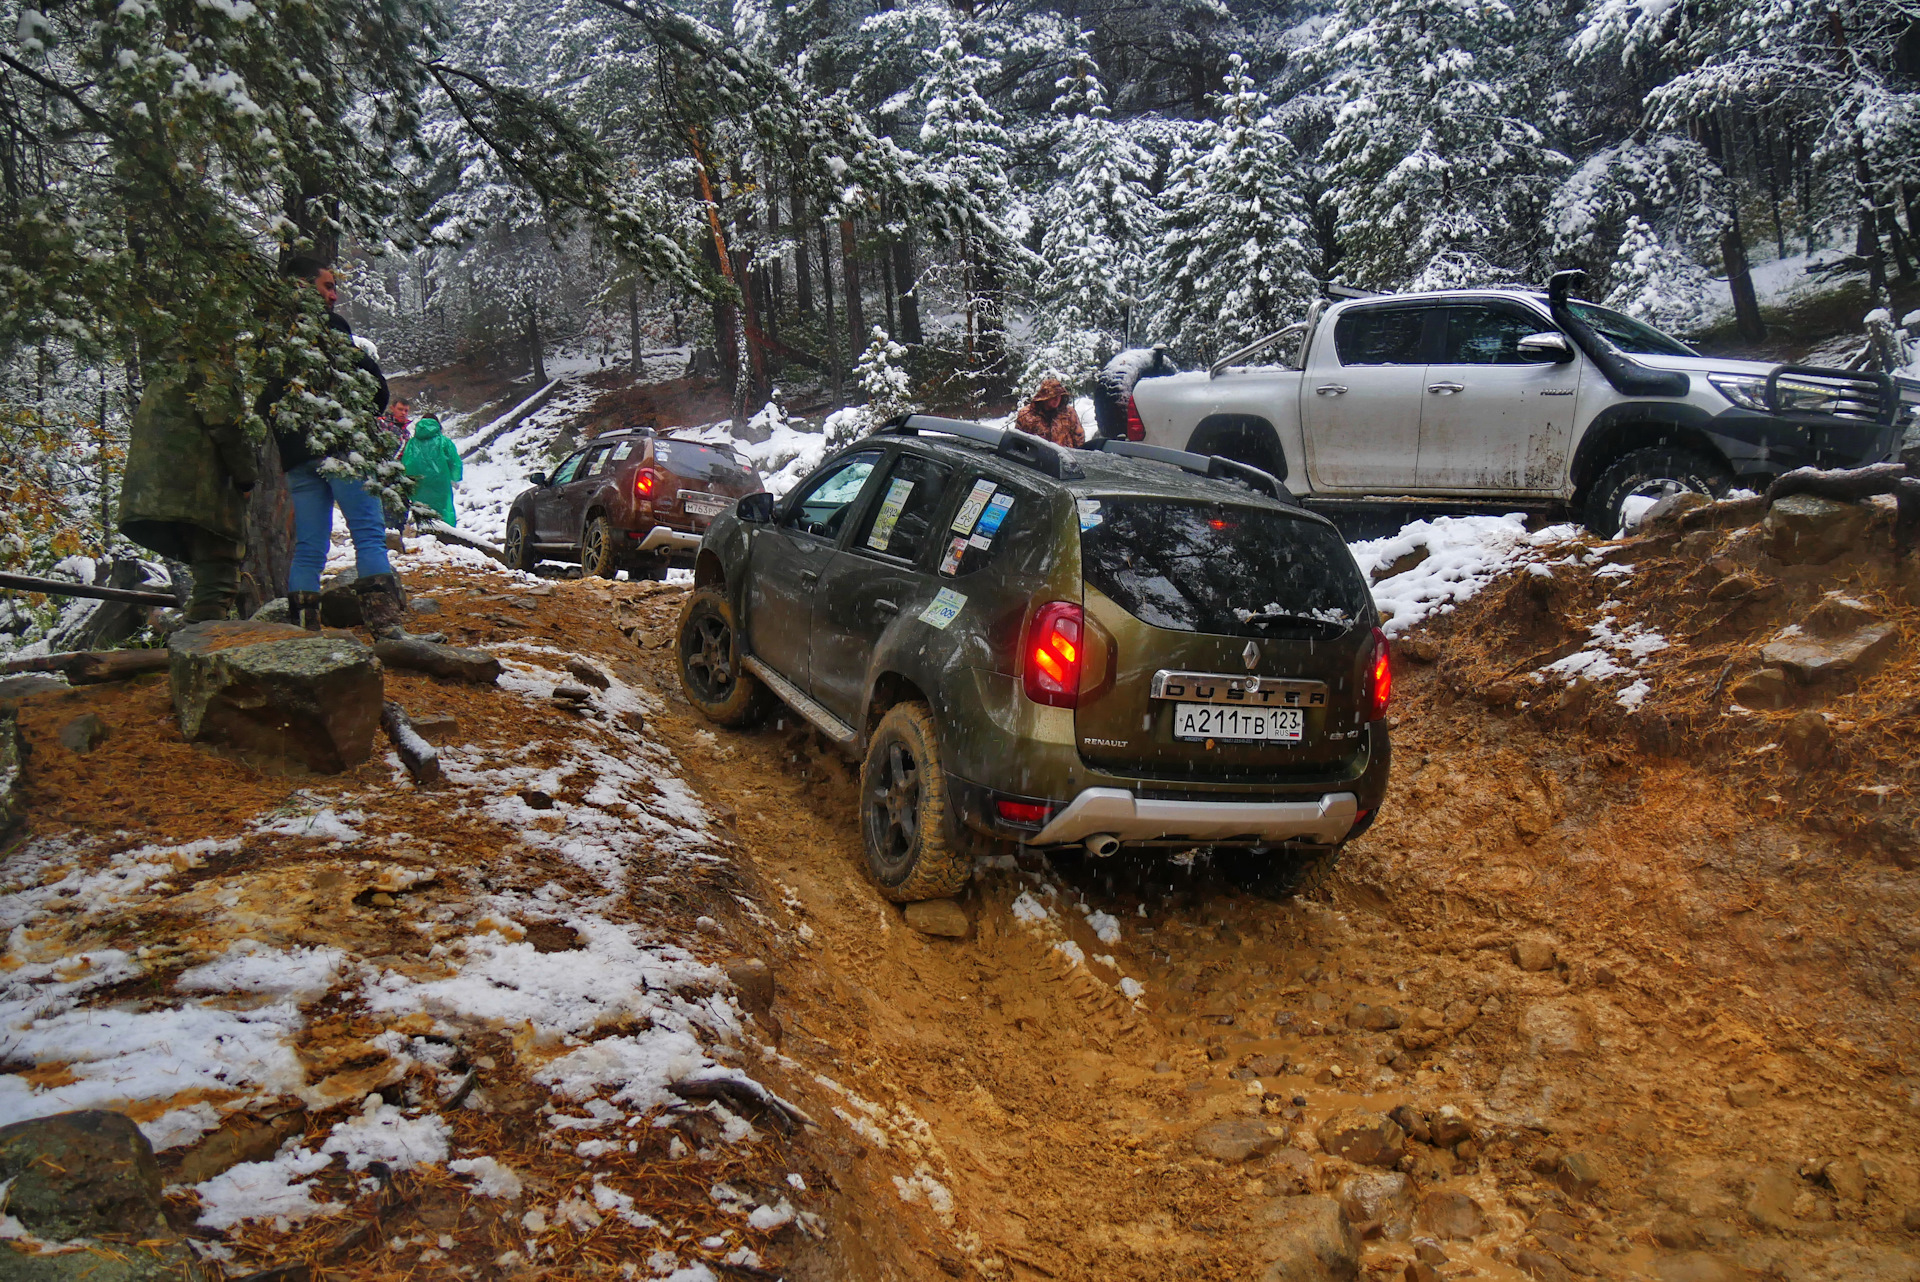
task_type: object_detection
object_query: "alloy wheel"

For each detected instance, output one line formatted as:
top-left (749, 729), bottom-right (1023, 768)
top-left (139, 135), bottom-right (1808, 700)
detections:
top-left (867, 740), bottom-right (921, 873)
top-left (682, 611), bottom-right (735, 700)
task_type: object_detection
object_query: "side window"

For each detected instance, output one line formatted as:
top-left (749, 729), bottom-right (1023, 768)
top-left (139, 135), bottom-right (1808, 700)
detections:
top-left (935, 474), bottom-right (1035, 578)
top-left (1441, 306), bottom-right (1556, 364)
top-left (1333, 308), bottom-right (1429, 365)
top-left (550, 449), bottom-right (590, 485)
top-left (578, 444), bottom-right (616, 479)
top-left (854, 453), bottom-right (954, 564)
top-left (608, 441), bottom-right (637, 463)
top-left (784, 451), bottom-right (882, 540)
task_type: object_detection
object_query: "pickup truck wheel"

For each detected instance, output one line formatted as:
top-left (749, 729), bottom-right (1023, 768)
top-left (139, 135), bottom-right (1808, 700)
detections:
top-left (676, 587), bottom-right (771, 726)
top-left (581, 516), bottom-right (618, 578)
top-left (1584, 447), bottom-right (1731, 537)
top-left (1214, 844), bottom-right (1341, 901)
top-left (503, 515), bottom-right (536, 572)
top-left (860, 703), bottom-right (971, 903)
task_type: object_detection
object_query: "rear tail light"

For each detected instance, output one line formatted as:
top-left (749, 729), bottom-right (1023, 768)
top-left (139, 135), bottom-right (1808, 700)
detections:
top-left (1368, 627), bottom-right (1391, 720)
top-left (634, 467), bottom-right (660, 498)
top-left (995, 799), bottom-right (1052, 826)
top-left (1023, 601), bottom-right (1084, 708)
top-left (1125, 396), bottom-right (1146, 442)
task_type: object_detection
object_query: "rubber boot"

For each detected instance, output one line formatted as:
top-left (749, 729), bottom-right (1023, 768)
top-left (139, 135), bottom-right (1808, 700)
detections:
top-left (287, 591), bottom-right (322, 632)
top-left (355, 573), bottom-right (407, 641)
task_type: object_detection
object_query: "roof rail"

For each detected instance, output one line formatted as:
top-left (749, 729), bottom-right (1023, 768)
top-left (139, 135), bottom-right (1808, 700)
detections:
top-left (876, 414), bottom-right (1083, 479)
top-left (1323, 283), bottom-right (1381, 300)
top-left (1087, 439), bottom-right (1292, 502)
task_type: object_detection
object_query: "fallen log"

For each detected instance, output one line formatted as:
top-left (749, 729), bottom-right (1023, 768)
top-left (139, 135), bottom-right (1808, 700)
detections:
top-left (1765, 462), bottom-right (1920, 550)
top-left (373, 637), bottom-right (502, 684)
top-left (457, 378), bottom-right (561, 460)
top-left (0, 648), bottom-right (170, 682)
top-left (413, 515), bottom-right (508, 564)
top-left (667, 1068), bottom-right (816, 1134)
top-left (380, 702), bottom-right (442, 786)
top-left (0, 570), bottom-right (177, 606)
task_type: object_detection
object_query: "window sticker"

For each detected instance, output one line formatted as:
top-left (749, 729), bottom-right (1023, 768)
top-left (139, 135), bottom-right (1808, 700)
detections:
top-left (950, 478), bottom-right (997, 534)
top-left (866, 477), bottom-right (915, 550)
top-left (1076, 498), bottom-right (1104, 530)
top-left (939, 536), bottom-right (967, 576)
top-left (975, 492), bottom-right (1014, 538)
top-left (918, 587), bottom-right (967, 630)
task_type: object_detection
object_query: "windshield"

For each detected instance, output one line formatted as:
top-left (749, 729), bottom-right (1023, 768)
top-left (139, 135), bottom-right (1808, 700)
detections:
top-left (1564, 301), bottom-right (1696, 357)
top-left (1078, 497), bottom-right (1370, 638)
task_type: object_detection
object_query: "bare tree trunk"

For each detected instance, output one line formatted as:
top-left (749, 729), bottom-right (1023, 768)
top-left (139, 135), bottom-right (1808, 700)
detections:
top-left (241, 435), bottom-right (294, 614)
top-left (740, 251), bottom-right (771, 401)
top-left (1757, 118), bottom-right (1788, 260)
top-left (1856, 143), bottom-right (1889, 299)
top-left (792, 183), bottom-right (813, 321)
top-left (893, 234), bottom-right (921, 345)
top-left (526, 300), bottom-right (548, 384)
top-left (840, 218), bottom-right (865, 359)
top-left (820, 224), bottom-right (841, 400)
top-left (628, 281), bottom-right (642, 375)
top-left (1721, 216), bottom-right (1765, 344)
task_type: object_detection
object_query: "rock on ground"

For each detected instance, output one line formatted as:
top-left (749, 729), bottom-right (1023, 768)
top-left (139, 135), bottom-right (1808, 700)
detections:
top-left (1764, 494), bottom-right (1869, 565)
top-left (902, 899), bottom-right (970, 938)
top-left (1418, 1190), bottom-right (1485, 1240)
top-left (1192, 1116), bottom-right (1290, 1163)
top-left (169, 621), bottom-right (383, 773)
top-left (1336, 1170), bottom-right (1414, 1239)
top-left (0, 1110), bottom-right (168, 1239)
top-left (1255, 1195), bottom-right (1359, 1281)
top-left (1315, 1109), bottom-right (1407, 1169)
top-left (372, 636), bottom-right (503, 684)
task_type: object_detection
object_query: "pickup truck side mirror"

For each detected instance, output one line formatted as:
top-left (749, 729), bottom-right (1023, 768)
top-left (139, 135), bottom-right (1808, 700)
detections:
top-left (1517, 332), bottom-right (1575, 363)
top-left (529, 471), bottom-right (550, 487)
top-left (736, 492), bottom-right (776, 524)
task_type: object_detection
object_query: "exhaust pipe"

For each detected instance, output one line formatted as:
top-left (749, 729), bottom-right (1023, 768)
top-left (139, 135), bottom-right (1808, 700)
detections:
top-left (1084, 833), bottom-right (1121, 858)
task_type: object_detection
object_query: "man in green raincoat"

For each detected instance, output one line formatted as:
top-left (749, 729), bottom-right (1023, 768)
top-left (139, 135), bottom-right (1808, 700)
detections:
top-left (117, 357), bottom-right (258, 621)
top-left (401, 415), bottom-right (463, 525)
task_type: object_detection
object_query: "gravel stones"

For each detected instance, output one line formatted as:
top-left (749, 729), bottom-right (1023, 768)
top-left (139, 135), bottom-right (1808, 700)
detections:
top-left (1192, 1116), bottom-right (1290, 1163)
top-left (903, 899), bottom-right (970, 938)
top-left (1512, 936), bottom-right (1558, 972)
top-left (1418, 1191), bottom-right (1485, 1240)
top-left (1255, 1195), bottom-right (1359, 1281)
top-left (168, 621), bottom-right (382, 772)
top-left (1763, 494), bottom-right (1869, 565)
top-left (1315, 1109), bottom-right (1407, 1168)
top-left (1347, 1002), bottom-right (1403, 1031)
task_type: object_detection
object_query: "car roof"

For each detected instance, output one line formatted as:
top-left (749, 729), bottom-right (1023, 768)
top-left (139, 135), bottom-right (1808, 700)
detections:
top-left (1334, 287), bottom-right (1551, 308)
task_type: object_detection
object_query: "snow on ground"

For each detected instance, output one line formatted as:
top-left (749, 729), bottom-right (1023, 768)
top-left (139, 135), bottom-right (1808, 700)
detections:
top-left (1352, 514), bottom-right (1582, 637)
top-left (1698, 246), bottom-right (1863, 328)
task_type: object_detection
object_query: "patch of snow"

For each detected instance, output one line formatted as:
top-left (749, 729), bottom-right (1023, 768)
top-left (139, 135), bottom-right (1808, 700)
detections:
top-left (1354, 516), bottom-right (1581, 637)
top-left (448, 1156), bottom-right (522, 1199)
top-left (177, 940), bottom-right (346, 1003)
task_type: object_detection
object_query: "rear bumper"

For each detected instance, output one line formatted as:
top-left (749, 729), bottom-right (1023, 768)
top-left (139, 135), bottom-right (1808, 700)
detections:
top-left (1028, 787), bottom-right (1358, 846)
top-left (628, 525), bottom-right (704, 553)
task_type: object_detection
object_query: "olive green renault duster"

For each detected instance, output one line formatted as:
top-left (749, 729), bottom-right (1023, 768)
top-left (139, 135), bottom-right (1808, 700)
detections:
top-left (676, 415), bottom-right (1392, 901)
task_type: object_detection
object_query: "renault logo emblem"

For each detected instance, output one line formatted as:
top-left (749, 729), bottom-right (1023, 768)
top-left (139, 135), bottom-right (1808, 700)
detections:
top-left (1242, 641), bottom-right (1260, 670)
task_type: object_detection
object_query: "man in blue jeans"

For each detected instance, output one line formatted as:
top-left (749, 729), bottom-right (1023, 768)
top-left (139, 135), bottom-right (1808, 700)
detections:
top-left (263, 256), bottom-right (407, 636)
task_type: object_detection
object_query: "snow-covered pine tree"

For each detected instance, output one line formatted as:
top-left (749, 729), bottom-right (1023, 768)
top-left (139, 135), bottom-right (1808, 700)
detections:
top-left (1547, 136), bottom-right (1726, 309)
top-left (1144, 55), bottom-right (1317, 363)
top-left (1316, 0), bottom-right (1566, 289)
top-left (1023, 50), bottom-right (1156, 388)
top-left (826, 326), bottom-right (912, 446)
top-left (1603, 216), bottom-right (1716, 334)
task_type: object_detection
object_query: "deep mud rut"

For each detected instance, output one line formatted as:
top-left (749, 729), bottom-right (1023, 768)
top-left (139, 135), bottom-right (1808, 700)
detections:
top-left (615, 583), bottom-right (1920, 1282)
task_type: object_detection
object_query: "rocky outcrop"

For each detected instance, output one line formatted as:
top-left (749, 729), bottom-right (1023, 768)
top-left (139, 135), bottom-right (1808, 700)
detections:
top-left (1763, 494), bottom-right (1870, 565)
top-left (169, 621), bottom-right (383, 772)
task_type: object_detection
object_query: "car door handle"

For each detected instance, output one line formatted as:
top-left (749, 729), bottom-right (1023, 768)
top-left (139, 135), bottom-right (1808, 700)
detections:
top-left (1428, 382), bottom-right (1464, 394)
top-left (799, 570), bottom-right (820, 584)
top-left (1315, 384), bottom-right (1348, 396)
top-left (874, 599), bottom-right (900, 615)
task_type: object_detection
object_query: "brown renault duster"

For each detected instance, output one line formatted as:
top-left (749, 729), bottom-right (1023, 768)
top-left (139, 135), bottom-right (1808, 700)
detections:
top-left (503, 428), bottom-right (765, 578)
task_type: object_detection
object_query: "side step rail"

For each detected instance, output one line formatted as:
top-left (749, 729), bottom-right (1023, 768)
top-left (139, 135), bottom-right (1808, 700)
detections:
top-left (741, 656), bottom-right (858, 748)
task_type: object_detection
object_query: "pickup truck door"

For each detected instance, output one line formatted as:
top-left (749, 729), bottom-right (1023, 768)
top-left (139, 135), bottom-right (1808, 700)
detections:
top-left (810, 449), bottom-right (956, 724)
top-left (1301, 303), bottom-right (1436, 490)
top-left (1417, 302), bottom-right (1581, 493)
top-left (744, 451), bottom-right (882, 693)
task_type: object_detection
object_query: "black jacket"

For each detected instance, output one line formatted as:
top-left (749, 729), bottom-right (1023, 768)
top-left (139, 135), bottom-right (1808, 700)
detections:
top-left (261, 312), bottom-right (389, 471)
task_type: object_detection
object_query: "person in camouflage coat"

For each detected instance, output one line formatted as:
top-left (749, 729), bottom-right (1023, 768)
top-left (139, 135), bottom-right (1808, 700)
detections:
top-left (1013, 376), bottom-right (1084, 448)
top-left (117, 358), bottom-right (258, 622)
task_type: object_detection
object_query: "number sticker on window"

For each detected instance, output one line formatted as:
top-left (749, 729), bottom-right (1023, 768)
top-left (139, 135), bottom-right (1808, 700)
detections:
top-left (951, 479), bottom-right (997, 534)
top-left (918, 587), bottom-right (966, 629)
top-left (970, 492), bottom-right (1014, 549)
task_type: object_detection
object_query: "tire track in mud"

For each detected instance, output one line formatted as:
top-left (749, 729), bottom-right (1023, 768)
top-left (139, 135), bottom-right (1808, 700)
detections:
top-left (624, 585), bottom-right (1920, 1282)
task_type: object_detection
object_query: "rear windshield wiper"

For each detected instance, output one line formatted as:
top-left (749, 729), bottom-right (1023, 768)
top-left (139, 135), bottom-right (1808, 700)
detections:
top-left (1236, 609), bottom-right (1351, 634)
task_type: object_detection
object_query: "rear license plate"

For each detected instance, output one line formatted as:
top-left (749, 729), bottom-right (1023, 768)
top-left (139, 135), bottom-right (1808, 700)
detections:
top-left (681, 491), bottom-right (731, 517)
top-left (1172, 704), bottom-right (1303, 743)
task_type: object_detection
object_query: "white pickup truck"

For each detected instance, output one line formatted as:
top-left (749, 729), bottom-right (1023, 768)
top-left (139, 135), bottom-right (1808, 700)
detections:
top-left (1094, 279), bottom-right (1912, 534)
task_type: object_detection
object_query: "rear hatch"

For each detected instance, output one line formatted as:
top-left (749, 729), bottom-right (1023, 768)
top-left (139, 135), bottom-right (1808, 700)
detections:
top-left (1072, 494), bottom-right (1375, 783)
top-left (654, 438), bottom-right (763, 528)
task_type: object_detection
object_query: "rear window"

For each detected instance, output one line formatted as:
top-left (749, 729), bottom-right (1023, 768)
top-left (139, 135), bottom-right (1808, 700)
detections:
top-left (1333, 307), bottom-right (1429, 365)
top-left (657, 439), bottom-right (747, 482)
top-left (1078, 497), bottom-right (1369, 638)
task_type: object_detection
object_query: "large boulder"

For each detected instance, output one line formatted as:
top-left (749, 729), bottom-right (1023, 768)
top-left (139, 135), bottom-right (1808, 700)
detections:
top-left (1315, 1109), bottom-right (1406, 1168)
top-left (1759, 622), bottom-right (1898, 684)
top-left (0, 1111), bottom-right (168, 1240)
top-left (169, 621), bottom-right (383, 772)
top-left (1256, 1195), bottom-right (1359, 1281)
top-left (1763, 494), bottom-right (1869, 565)
top-left (1336, 1170), bottom-right (1415, 1239)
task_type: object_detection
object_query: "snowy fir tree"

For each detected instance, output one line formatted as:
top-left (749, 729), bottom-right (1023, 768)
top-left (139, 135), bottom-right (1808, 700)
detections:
top-left (826, 327), bottom-right (913, 446)
top-left (1603, 216), bottom-right (1716, 335)
top-left (1145, 55), bottom-right (1318, 362)
top-left (1023, 50), bottom-right (1157, 387)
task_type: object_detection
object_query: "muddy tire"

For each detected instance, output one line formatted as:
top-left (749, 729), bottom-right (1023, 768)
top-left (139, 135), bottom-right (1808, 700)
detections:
top-left (503, 515), bottom-right (535, 572)
top-left (581, 516), bottom-right (618, 578)
top-left (1583, 447), bottom-right (1731, 538)
top-left (1215, 844), bottom-right (1341, 901)
top-left (860, 703), bottom-right (971, 903)
top-left (676, 587), bottom-right (771, 727)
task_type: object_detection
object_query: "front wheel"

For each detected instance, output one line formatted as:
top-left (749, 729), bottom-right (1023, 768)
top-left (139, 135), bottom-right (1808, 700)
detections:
top-left (860, 703), bottom-right (971, 903)
top-left (676, 587), bottom-right (771, 726)
top-left (503, 515), bottom-right (535, 572)
top-left (1583, 447), bottom-right (1731, 538)
top-left (581, 516), bottom-right (618, 578)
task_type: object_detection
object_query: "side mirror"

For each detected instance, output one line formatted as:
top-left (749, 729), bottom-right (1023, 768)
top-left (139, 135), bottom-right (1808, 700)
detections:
top-left (737, 492), bottom-right (776, 524)
top-left (529, 471), bottom-right (550, 487)
top-left (1517, 332), bottom-right (1575, 363)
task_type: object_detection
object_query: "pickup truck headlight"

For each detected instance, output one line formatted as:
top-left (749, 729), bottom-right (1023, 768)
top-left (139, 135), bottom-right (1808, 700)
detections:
top-left (1707, 372), bottom-right (1842, 414)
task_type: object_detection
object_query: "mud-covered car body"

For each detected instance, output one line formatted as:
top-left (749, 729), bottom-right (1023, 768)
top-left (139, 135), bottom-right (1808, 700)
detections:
top-left (504, 428), bottom-right (763, 576)
top-left (692, 416), bottom-right (1390, 854)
